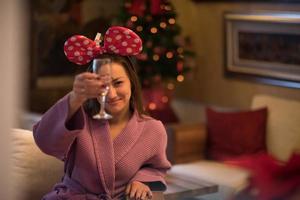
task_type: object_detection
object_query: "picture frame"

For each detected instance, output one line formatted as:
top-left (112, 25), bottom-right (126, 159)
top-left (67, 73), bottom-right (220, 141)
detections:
top-left (224, 11), bottom-right (300, 89)
top-left (28, 0), bottom-right (111, 112)
top-left (192, 0), bottom-right (300, 2)
top-left (29, 0), bottom-right (112, 89)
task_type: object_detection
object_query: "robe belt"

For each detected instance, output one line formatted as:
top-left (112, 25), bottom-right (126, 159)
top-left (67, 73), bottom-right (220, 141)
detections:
top-left (53, 175), bottom-right (113, 200)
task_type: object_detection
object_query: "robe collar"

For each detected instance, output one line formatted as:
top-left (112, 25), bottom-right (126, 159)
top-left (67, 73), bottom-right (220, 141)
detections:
top-left (88, 111), bottom-right (145, 197)
top-left (113, 112), bottom-right (145, 163)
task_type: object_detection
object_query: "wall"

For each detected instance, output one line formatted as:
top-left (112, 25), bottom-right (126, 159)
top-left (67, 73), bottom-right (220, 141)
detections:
top-left (82, 0), bottom-right (121, 24)
top-left (171, 0), bottom-right (300, 108)
top-left (0, 1), bottom-right (28, 199)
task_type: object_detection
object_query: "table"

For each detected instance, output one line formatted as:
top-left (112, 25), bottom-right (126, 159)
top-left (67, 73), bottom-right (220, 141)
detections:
top-left (163, 171), bottom-right (218, 200)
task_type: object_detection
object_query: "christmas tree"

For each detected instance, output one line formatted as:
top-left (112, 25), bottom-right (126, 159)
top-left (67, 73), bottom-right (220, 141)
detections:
top-left (116, 0), bottom-right (195, 88)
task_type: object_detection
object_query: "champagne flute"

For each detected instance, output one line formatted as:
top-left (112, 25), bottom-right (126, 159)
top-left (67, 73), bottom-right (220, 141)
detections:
top-left (92, 58), bottom-right (113, 120)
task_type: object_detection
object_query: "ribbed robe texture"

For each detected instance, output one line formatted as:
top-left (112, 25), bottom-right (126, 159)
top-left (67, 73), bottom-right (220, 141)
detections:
top-left (33, 94), bottom-right (171, 200)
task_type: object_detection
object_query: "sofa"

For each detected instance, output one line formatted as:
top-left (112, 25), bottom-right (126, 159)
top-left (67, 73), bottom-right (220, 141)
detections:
top-left (11, 128), bottom-right (64, 200)
top-left (11, 94), bottom-right (300, 200)
top-left (166, 94), bottom-right (300, 199)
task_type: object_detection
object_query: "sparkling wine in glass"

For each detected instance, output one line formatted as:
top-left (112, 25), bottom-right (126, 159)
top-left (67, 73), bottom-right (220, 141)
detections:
top-left (92, 58), bottom-right (113, 120)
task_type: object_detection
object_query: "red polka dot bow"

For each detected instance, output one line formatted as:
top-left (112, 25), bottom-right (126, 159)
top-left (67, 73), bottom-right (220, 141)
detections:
top-left (64, 26), bottom-right (143, 65)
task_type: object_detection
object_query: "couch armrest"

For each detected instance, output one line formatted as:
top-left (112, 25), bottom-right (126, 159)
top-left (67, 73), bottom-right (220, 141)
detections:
top-left (166, 122), bottom-right (207, 164)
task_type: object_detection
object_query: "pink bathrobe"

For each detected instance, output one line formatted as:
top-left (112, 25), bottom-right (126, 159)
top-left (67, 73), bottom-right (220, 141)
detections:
top-left (33, 94), bottom-right (171, 200)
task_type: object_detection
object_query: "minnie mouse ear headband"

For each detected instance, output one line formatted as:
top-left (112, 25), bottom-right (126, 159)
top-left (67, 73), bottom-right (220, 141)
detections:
top-left (64, 26), bottom-right (143, 65)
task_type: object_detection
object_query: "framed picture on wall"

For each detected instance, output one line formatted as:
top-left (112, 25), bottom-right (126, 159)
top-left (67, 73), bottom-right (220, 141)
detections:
top-left (29, 0), bottom-right (111, 112)
top-left (224, 11), bottom-right (300, 89)
top-left (192, 0), bottom-right (300, 3)
top-left (192, 0), bottom-right (300, 2)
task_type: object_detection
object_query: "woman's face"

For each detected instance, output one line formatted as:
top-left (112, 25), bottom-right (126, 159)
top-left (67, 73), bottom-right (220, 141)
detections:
top-left (105, 62), bottom-right (132, 117)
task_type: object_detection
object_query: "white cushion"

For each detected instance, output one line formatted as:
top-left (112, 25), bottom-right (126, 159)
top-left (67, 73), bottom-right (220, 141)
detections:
top-left (252, 95), bottom-right (300, 161)
top-left (170, 160), bottom-right (250, 198)
top-left (171, 98), bottom-right (205, 123)
top-left (11, 128), bottom-right (64, 200)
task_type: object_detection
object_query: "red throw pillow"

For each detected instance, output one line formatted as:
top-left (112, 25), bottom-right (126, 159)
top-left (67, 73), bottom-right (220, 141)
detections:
top-left (206, 107), bottom-right (268, 161)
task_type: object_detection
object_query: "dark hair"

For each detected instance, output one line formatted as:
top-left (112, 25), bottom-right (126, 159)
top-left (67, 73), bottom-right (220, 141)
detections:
top-left (83, 54), bottom-right (146, 118)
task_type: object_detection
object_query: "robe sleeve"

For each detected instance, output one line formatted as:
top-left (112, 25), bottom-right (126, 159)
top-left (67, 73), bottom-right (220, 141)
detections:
top-left (130, 121), bottom-right (171, 191)
top-left (33, 93), bottom-right (86, 160)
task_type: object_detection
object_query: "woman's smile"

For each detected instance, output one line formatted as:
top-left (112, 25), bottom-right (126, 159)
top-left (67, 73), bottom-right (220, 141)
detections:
top-left (107, 98), bottom-right (122, 106)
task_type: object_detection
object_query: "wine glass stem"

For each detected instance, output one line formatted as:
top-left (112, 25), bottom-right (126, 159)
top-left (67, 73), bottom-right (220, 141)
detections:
top-left (100, 95), bottom-right (106, 116)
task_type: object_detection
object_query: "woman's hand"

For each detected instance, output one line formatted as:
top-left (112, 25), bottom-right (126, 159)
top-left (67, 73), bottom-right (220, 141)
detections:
top-left (71, 72), bottom-right (102, 104)
top-left (126, 181), bottom-right (153, 200)
top-left (68, 72), bottom-right (102, 119)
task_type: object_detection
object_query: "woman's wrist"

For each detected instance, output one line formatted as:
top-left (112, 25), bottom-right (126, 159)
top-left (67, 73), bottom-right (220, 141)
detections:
top-left (67, 91), bottom-right (86, 120)
top-left (69, 91), bottom-right (86, 106)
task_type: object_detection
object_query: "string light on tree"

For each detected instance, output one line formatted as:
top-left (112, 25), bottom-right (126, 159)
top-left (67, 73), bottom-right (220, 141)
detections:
top-left (167, 83), bottom-right (175, 90)
top-left (117, 0), bottom-right (196, 123)
top-left (160, 22), bottom-right (167, 29)
top-left (153, 54), bottom-right (160, 61)
top-left (177, 47), bottom-right (183, 54)
top-left (161, 96), bottom-right (169, 103)
top-left (164, 5), bottom-right (172, 11)
top-left (136, 26), bottom-right (143, 32)
top-left (117, 0), bottom-right (195, 88)
top-left (150, 27), bottom-right (158, 34)
top-left (130, 16), bottom-right (138, 22)
top-left (148, 102), bottom-right (157, 110)
top-left (177, 75), bottom-right (184, 82)
top-left (168, 18), bottom-right (175, 25)
top-left (166, 51), bottom-right (173, 59)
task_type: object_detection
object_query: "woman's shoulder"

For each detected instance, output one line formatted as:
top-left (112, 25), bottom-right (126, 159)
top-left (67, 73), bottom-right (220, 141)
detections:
top-left (139, 114), bottom-right (162, 124)
top-left (137, 114), bottom-right (166, 133)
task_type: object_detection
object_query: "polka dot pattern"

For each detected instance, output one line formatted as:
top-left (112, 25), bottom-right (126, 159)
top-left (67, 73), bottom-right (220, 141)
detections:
top-left (64, 35), bottom-right (102, 65)
top-left (64, 26), bottom-right (143, 65)
top-left (103, 26), bottom-right (143, 56)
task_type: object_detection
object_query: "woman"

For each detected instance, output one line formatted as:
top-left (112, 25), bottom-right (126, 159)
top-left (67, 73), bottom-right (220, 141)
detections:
top-left (33, 27), bottom-right (171, 200)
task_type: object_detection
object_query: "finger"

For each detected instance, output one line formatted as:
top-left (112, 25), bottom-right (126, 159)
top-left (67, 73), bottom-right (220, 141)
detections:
top-left (74, 76), bottom-right (89, 93)
top-left (75, 74), bottom-right (99, 88)
top-left (140, 190), bottom-right (148, 200)
top-left (147, 190), bottom-right (153, 199)
top-left (129, 185), bottom-right (138, 199)
top-left (72, 74), bottom-right (100, 101)
top-left (74, 84), bottom-right (83, 93)
top-left (82, 76), bottom-right (104, 88)
top-left (125, 184), bottom-right (131, 196)
top-left (84, 87), bottom-right (102, 99)
top-left (135, 188), bottom-right (143, 200)
top-left (79, 77), bottom-right (99, 88)
top-left (78, 72), bottom-right (99, 80)
top-left (79, 87), bottom-right (86, 95)
top-left (74, 79), bottom-right (102, 98)
top-left (72, 82), bottom-right (84, 94)
top-left (73, 83), bottom-right (87, 96)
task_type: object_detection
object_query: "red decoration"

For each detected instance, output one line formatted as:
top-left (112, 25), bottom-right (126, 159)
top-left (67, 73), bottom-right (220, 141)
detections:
top-left (226, 153), bottom-right (300, 200)
top-left (206, 107), bottom-right (268, 161)
top-left (142, 85), bottom-right (178, 124)
top-left (128, 0), bottom-right (163, 16)
top-left (64, 26), bottom-right (143, 65)
top-left (176, 61), bottom-right (184, 72)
